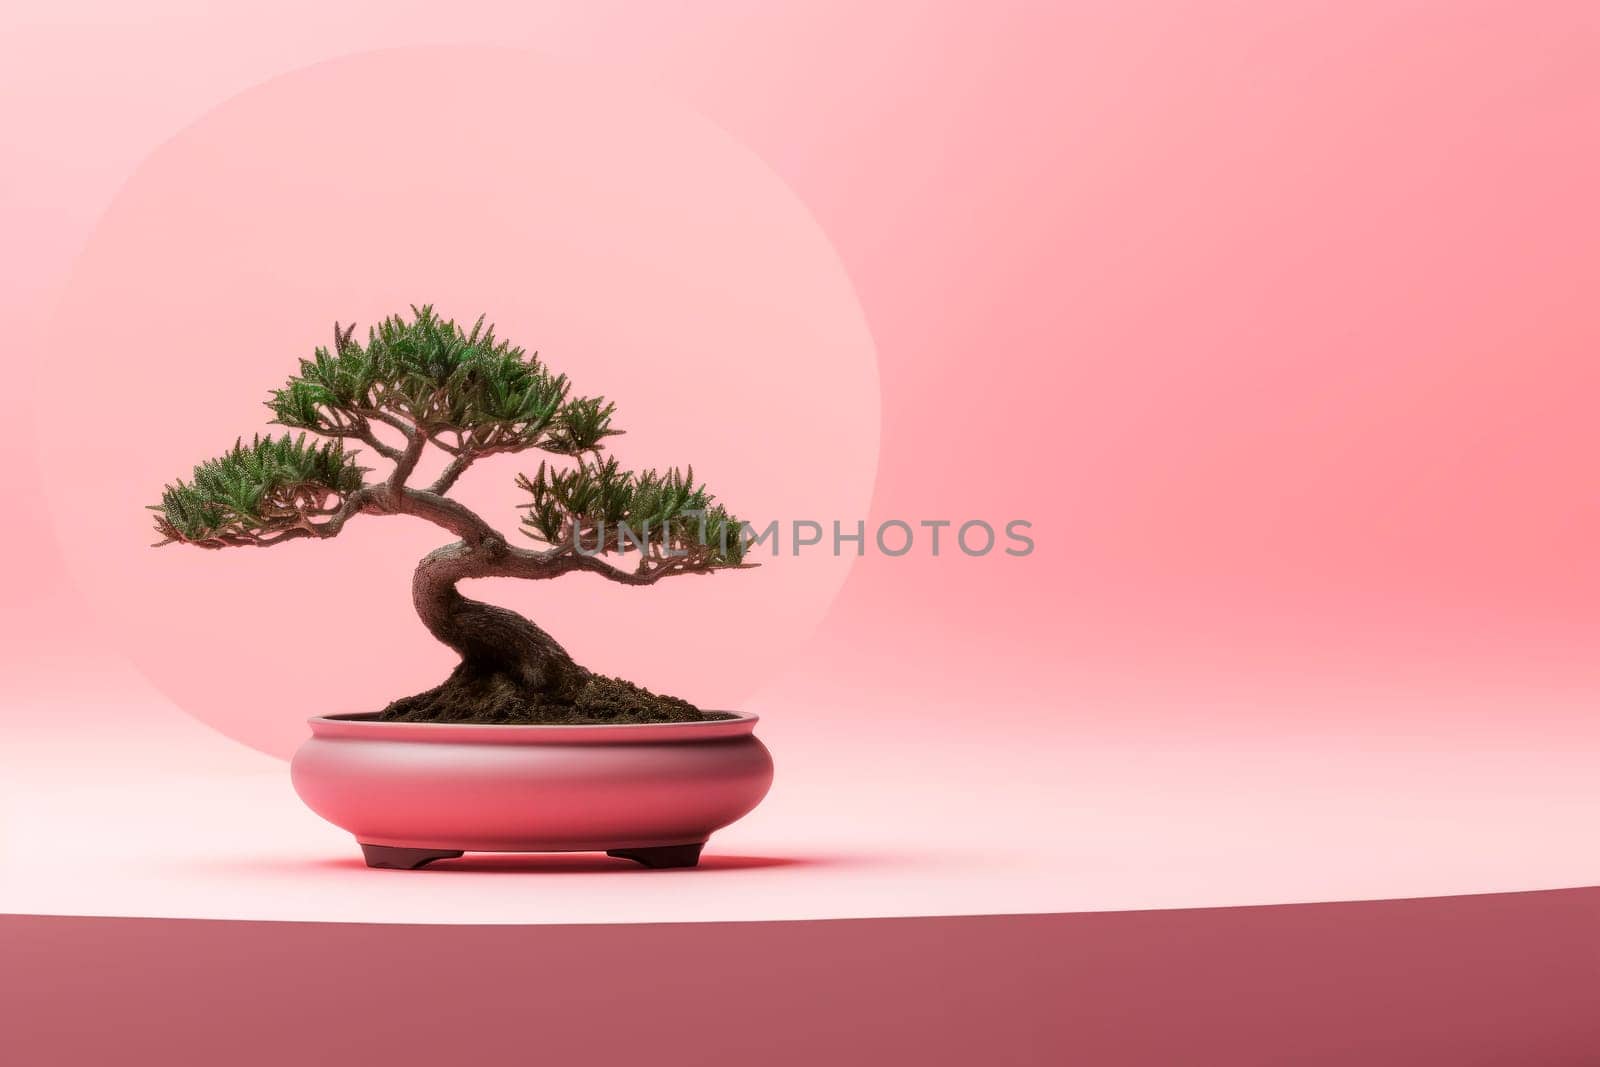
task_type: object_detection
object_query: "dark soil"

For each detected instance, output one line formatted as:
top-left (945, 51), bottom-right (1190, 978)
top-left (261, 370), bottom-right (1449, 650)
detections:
top-left (379, 662), bottom-right (722, 725)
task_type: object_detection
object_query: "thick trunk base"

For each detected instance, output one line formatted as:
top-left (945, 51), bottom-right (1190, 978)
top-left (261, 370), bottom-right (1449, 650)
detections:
top-left (391, 545), bottom-right (709, 725)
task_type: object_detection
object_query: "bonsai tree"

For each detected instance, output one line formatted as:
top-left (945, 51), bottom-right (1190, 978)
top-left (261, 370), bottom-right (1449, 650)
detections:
top-left (151, 306), bottom-right (749, 725)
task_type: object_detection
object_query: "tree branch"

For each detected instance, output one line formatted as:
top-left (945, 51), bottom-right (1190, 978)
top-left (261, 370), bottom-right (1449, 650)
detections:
top-left (360, 431), bottom-right (404, 463)
top-left (387, 430), bottom-right (427, 492)
top-left (163, 485), bottom-right (381, 549)
top-left (311, 422), bottom-right (404, 463)
top-left (351, 406), bottom-right (419, 440)
top-left (393, 488), bottom-right (501, 545)
top-left (472, 543), bottom-right (744, 585)
top-left (173, 484), bottom-right (507, 550)
top-left (428, 451), bottom-right (477, 495)
top-left (427, 440), bottom-right (527, 494)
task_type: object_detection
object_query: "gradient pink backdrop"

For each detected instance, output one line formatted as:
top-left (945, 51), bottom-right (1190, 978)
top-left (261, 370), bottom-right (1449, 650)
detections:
top-left (9, 13), bottom-right (1600, 1064)
top-left (4, 1), bottom-right (1600, 763)
top-left (36, 48), bottom-right (882, 757)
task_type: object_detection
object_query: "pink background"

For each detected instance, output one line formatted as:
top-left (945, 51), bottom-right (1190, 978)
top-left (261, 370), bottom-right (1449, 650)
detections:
top-left (6, 5), bottom-right (1600, 1063)
top-left (4, 0), bottom-right (1600, 892)
top-left (35, 48), bottom-right (882, 756)
top-left (6, 1), bottom-right (1600, 753)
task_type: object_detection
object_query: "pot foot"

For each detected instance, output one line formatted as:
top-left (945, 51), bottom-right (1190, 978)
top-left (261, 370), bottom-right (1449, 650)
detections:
top-left (606, 842), bottom-right (705, 869)
top-left (359, 844), bottom-right (464, 870)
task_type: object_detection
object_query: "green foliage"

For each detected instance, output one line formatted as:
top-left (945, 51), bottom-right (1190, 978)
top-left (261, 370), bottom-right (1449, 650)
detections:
top-left (152, 434), bottom-right (364, 545)
top-left (268, 305), bottom-right (617, 452)
top-left (517, 457), bottom-right (746, 565)
top-left (542, 396), bottom-right (619, 456)
top-left (158, 306), bottom-right (750, 587)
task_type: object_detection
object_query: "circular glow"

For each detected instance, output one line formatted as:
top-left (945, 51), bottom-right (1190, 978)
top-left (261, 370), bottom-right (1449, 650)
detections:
top-left (40, 48), bottom-right (880, 758)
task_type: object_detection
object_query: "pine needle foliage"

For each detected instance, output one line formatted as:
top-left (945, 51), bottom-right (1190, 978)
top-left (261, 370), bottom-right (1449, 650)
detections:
top-left (268, 304), bottom-right (619, 454)
top-left (156, 306), bottom-right (746, 570)
top-left (152, 434), bottom-right (365, 546)
top-left (517, 458), bottom-right (746, 565)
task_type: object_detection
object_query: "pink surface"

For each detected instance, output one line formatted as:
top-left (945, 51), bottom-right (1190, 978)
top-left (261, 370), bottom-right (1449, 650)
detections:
top-left (10, 893), bottom-right (1600, 1066)
top-left (4, 671), bottom-right (1600, 924)
top-left (4, 0), bottom-right (1600, 930)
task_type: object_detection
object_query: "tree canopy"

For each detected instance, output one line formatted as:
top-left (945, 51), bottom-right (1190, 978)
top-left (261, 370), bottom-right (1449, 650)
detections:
top-left (266, 307), bottom-right (619, 459)
top-left (153, 306), bottom-right (747, 579)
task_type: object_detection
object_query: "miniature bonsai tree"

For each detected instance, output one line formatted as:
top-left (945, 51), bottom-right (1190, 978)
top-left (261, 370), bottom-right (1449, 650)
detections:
top-left (151, 306), bottom-right (749, 725)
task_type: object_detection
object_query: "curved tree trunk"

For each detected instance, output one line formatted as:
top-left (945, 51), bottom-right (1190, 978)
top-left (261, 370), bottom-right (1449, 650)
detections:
top-left (381, 541), bottom-right (702, 725)
top-left (411, 542), bottom-right (586, 689)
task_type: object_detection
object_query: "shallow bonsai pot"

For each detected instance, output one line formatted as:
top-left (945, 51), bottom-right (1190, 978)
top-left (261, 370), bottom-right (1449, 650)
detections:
top-left (290, 712), bottom-right (773, 869)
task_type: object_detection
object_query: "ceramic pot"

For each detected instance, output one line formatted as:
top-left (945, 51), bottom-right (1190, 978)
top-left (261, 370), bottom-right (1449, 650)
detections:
top-left (290, 712), bottom-right (773, 869)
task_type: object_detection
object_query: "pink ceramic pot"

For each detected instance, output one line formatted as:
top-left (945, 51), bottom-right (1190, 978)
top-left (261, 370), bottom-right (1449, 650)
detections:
top-left (290, 712), bottom-right (773, 869)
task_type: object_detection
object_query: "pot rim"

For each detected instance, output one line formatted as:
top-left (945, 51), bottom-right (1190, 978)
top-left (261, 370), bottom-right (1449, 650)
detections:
top-left (305, 710), bottom-right (759, 745)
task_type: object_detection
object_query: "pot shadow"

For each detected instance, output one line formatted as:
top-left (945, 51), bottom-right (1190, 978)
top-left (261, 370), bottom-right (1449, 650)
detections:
top-left (313, 852), bottom-right (828, 875)
top-left (175, 849), bottom-right (896, 879)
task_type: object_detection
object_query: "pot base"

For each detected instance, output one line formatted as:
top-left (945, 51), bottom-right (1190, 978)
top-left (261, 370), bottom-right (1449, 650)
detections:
top-left (356, 841), bottom-right (707, 870)
top-left (605, 842), bottom-right (705, 869)
top-left (359, 844), bottom-right (465, 870)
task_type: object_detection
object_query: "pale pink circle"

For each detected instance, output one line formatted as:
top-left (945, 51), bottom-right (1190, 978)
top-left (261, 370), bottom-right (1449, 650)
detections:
top-left (40, 48), bottom-right (880, 758)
